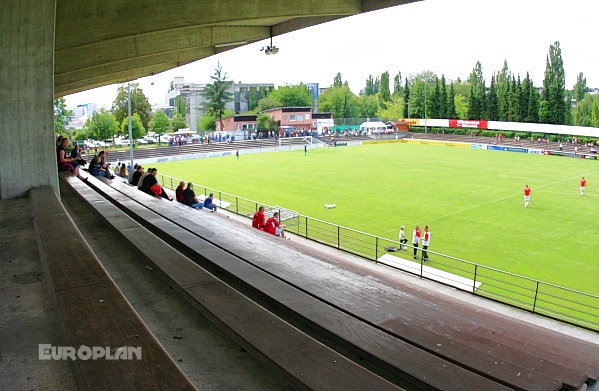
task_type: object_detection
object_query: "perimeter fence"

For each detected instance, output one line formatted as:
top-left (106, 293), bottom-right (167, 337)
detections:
top-left (156, 172), bottom-right (598, 332)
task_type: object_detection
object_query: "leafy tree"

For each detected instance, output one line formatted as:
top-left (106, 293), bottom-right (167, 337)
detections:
top-left (540, 41), bottom-right (566, 124)
top-left (198, 109), bottom-right (234, 131)
top-left (256, 95), bottom-right (283, 112)
top-left (495, 60), bottom-right (511, 121)
top-left (112, 83), bottom-right (152, 129)
top-left (176, 95), bottom-right (188, 116)
top-left (149, 110), bottom-right (170, 143)
top-left (573, 94), bottom-right (599, 127)
top-left (88, 109), bottom-right (119, 141)
top-left (318, 85), bottom-right (360, 119)
top-left (402, 78), bottom-right (410, 117)
top-left (333, 72), bottom-right (343, 88)
top-left (201, 63), bottom-right (234, 131)
top-left (409, 80), bottom-right (426, 118)
top-left (257, 113), bottom-right (278, 134)
top-left (53, 97), bottom-right (73, 134)
top-left (120, 113), bottom-right (145, 140)
top-left (379, 71), bottom-right (391, 103)
top-left (454, 94), bottom-right (469, 119)
top-left (269, 84), bottom-right (312, 107)
top-left (574, 72), bottom-right (588, 102)
top-left (171, 112), bottom-right (187, 131)
top-left (358, 94), bottom-right (379, 118)
top-left (376, 96), bottom-right (404, 121)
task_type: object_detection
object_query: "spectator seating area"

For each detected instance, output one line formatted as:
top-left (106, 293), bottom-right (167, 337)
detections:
top-left (27, 172), bottom-right (598, 391)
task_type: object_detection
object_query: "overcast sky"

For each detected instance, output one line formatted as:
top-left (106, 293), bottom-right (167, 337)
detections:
top-left (64, 0), bottom-right (599, 110)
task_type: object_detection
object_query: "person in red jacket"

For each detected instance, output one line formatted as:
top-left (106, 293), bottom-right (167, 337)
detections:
top-left (252, 206), bottom-right (266, 230)
top-left (265, 212), bottom-right (286, 238)
top-left (175, 181), bottom-right (185, 203)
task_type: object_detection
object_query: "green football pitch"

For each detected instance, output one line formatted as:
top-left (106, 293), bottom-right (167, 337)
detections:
top-left (153, 143), bottom-right (598, 297)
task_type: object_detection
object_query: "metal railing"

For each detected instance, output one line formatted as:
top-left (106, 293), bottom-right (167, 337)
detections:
top-left (156, 172), bottom-right (599, 332)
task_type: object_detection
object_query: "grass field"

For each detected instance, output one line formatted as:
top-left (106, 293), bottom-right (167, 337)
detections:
top-left (152, 143), bottom-right (599, 298)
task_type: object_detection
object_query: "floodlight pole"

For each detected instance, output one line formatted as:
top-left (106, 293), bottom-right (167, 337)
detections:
top-left (424, 80), bottom-right (427, 134)
top-left (127, 83), bottom-right (134, 167)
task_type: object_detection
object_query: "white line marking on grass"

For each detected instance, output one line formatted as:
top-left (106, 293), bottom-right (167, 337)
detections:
top-left (380, 170), bottom-right (599, 237)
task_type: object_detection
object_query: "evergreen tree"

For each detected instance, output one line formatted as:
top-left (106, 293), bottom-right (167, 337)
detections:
top-left (467, 61), bottom-right (485, 119)
top-left (540, 41), bottom-right (566, 124)
top-left (200, 63), bottom-right (234, 131)
top-left (439, 75), bottom-right (448, 118)
top-left (430, 77), bottom-right (441, 118)
top-left (333, 72), bottom-right (343, 88)
top-left (402, 78), bottom-right (410, 117)
top-left (519, 74), bottom-right (530, 122)
top-left (446, 83), bottom-right (457, 119)
top-left (379, 71), bottom-right (391, 103)
top-left (393, 72), bottom-right (402, 97)
top-left (486, 78), bottom-right (499, 120)
top-left (527, 82), bottom-right (540, 123)
top-left (373, 76), bottom-right (380, 94)
top-left (364, 74), bottom-right (375, 95)
top-left (574, 72), bottom-right (588, 102)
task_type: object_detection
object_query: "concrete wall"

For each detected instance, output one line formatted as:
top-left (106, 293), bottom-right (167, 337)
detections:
top-left (0, 0), bottom-right (58, 199)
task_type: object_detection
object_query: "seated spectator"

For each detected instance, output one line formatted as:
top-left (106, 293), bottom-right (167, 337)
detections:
top-left (182, 183), bottom-right (204, 209)
top-left (118, 163), bottom-right (127, 177)
top-left (140, 168), bottom-right (171, 200)
top-left (175, 181), bottom-right (185, 203)
top-left (137, 168), bottom-right (151, 189)
top-left (130, 165), bottom-right (143, 186)
top-left (88, 155), bottom-right (112, 179)
top-left (98, 150), bottom-right (110, 171)
top-left (204, 193), bottom-right (218, 212)
top-left (70, 144), bottom-right (87, 166)
top-left (252, 206), bottom-right (266, 230)
top-left (56, 137), bottom-right (86, 180)
top-left (265, 212), bottom-right (286, 238)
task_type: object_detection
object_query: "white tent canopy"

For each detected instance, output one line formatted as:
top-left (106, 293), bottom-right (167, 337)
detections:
top-left (359, 121), bottom-right (387, 129)
top-left (172, 128), bottom-right (195, 135)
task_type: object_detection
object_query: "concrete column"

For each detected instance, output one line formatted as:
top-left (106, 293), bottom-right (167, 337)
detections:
top-left (0, 0), bottom-right (58, 199)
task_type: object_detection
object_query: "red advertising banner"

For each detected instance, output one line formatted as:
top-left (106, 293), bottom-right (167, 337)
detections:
top-left (449, 119), bottom-right (488, 129)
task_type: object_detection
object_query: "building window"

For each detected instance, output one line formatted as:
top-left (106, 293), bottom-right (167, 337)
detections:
top-left (289, 115), bottom-right (295, 121)
top-left (297, 115), bottom-right (304, 121)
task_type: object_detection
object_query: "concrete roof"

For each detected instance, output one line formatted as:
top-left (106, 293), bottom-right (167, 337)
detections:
top-left (53, 0), bottom-right (418, 97)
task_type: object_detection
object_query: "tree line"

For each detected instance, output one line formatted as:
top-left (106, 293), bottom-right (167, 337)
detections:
top-left (55, 83), bottom-right (188, 143)
top-left (318, 41), bottom-right (597, 127)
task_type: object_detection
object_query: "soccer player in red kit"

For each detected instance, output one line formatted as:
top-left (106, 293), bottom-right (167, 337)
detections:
top-left (580, 177), bottom-right (587, 196)
top-left (523, 185), bottom-right (531, 207)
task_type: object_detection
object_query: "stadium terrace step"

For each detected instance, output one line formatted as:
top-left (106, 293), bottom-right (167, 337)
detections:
top-left (72, 175), bottom-right (514, 391)
top-left (378, 253), bottom-right (483, 292)
top-left (29, 183), bottom-right (197, 391)
top-left (72, 174), bottom-right (599, 391)
top-left (62, 175), bottom-right (404, 391)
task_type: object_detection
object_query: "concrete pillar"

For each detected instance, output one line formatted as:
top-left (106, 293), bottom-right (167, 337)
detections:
top-left (0, 0), bottom-right (58, 199)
